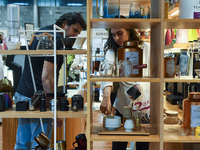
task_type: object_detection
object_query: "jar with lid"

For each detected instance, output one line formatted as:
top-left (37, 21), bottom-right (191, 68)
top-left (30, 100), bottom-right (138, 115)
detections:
top-left (163, 110), bottom-right (180, 132)
top-left (183, 92), bottom-right (200, 135)
top-left (118, 41), bottom-right (144, 77)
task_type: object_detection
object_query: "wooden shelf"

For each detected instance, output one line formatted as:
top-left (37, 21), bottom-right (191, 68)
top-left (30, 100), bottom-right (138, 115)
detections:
top-left (0, 108), bottom-right (54, 118)
top-left (90, 76), bottom-right (161, 82)
top-left (164, 78), bottom-right (200, 83)
top-left (164, 43), bottom-right (189, 50)
top-left (164, 133), bottom-right (200, 143)
top-left (90, 18), bottom-right (161, 29)
top-left (0, 49), bottom-right (87, 55)
top-left (0, 107), bottom-right (87, 118)
top-left (91, 124), bottom-right (160, 142)
top-left (165, 19), bottom-right (200, 29)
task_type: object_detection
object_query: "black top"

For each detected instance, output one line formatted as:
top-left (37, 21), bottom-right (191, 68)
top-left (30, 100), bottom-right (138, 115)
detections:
top-left (16, 25), bottom-right (64, 98)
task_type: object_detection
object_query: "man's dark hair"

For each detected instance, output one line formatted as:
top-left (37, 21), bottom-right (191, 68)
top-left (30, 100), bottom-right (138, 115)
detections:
top-left (55, 12), bottom-right (86, 30)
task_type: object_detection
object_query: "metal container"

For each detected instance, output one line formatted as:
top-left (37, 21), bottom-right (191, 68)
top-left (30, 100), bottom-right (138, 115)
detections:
top-left (50, 99), bottom-right (58, 111)
top-left (118, 41), bottom-right (144, 77)
top-left (34, 132), bottom-right (50, 149)
top-left (183, 92), bottom-right (200, 135)
top-left (56, 140), bottom-right (66, 150)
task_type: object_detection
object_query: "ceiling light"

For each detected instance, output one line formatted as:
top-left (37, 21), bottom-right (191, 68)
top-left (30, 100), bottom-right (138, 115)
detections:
top-left (67, 3), bottom-right (83, 6)
top-left (146, 29), bottom-right (150, 32)
top-left (13, 2), bottom-right (29, 5)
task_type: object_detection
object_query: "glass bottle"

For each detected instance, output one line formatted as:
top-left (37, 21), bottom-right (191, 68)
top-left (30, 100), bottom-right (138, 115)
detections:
top-left (132, 110), bottom-right (142, 130)
top-left (193, 40), bottom-right (198, 52)
top-left (188, 41), bottom-right (193, 52)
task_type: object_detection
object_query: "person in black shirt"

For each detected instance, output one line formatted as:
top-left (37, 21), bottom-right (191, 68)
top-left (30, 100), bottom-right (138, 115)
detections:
top-left (14, 12), bottom-right (86, 150)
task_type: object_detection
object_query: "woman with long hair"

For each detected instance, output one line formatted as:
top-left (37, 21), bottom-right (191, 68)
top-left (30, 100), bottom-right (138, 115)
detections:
top-left (100, 15), bottom-right (150, 150)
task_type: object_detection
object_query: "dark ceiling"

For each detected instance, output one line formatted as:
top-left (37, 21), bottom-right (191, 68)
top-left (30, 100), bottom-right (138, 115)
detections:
top-left (0, 0), bottom-right (89, 6)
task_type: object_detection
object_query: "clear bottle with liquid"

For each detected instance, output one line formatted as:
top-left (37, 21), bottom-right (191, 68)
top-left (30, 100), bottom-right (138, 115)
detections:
top-left (132, 110), bottom-right (142, 130)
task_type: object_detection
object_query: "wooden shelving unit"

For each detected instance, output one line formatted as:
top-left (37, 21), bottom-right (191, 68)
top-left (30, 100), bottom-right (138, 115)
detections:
top-left (87, 0), bottom-right (163, 150)
top-left (1, 0), bottom-right (200, 149)
top-left (0, 28), bottom-right (88, 149)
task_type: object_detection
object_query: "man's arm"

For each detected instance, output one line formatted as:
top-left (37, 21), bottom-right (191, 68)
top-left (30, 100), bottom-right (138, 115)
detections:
top-left (42, 60), bottom-right (63, 128)
top-left (42, 60), bottom-right (56, 94)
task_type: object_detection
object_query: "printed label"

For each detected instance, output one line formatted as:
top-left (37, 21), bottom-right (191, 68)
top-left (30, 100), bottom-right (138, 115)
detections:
top-left (166, 59), bottom-right (175, 75)
top-left (125, 52), bottom-right (139, 74)
top-left (191, 105), bottom-right (200, 127)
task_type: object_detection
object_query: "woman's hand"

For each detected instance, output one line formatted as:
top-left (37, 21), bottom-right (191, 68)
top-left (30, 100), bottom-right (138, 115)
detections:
top-left (100, 96), bottom-right (111, 115)
top-left (134, 84), bottom-right (141, 92)
top-left (128, 84), bottom-right (141, 100)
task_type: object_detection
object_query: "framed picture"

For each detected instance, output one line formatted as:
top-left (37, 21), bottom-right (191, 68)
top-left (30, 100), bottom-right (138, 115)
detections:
top-left (25, 23), bottom-right (34, 41)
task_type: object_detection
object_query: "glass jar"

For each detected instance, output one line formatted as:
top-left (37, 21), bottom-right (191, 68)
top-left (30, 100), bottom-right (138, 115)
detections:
top-left (163, 110), bottom-right (180, 132)
top-left (132, 110), bottom-right (142, 130)
top-left (36, 34), bottom-right (54, 50)
top-left (118, 41), bottom-right (143, 77)
top-left (183, 92), bottom-right (200, 135)
top-left (99, 61), bottom-right (114, 77)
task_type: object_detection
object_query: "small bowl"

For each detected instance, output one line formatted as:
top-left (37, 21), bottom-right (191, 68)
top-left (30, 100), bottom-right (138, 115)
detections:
top-left (178, 127), bottom-right (189, 136)
top-left (105, 116), bottom-right (121, 125)
top-left (105, 123), bottom-right (121, 130)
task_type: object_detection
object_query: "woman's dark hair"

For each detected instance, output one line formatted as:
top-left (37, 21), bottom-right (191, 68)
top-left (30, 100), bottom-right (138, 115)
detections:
top-left (104, 15), bottom-right (143, 55)
top-left (55, 12), bottom-right (86, 30)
